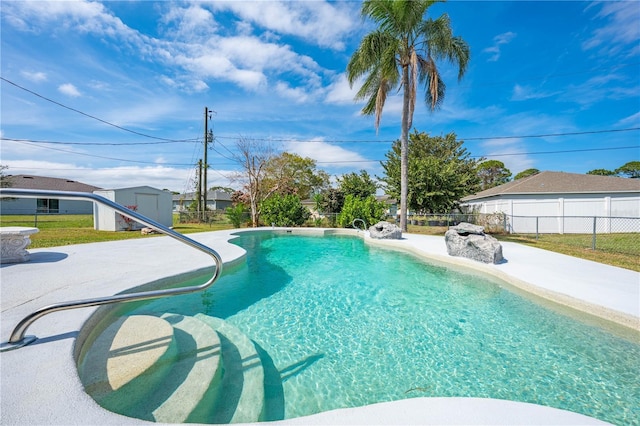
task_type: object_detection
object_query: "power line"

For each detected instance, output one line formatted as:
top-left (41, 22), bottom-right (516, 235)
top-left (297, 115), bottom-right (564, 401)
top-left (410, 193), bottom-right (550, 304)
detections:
top-left (5, 135), bottom-right (637, 166)
top-left (0, 77), bottom-right (198, 143)
top-left (6, 138), bottom-right (197, 167)
top-left (313, 145), bottom-right (639, 163)
top-left (213, 126), bottom-right (640, 144)
top-left (457, 61), bottom-right (640, 89)
top-left (0, 137), bottom-right (195, 146)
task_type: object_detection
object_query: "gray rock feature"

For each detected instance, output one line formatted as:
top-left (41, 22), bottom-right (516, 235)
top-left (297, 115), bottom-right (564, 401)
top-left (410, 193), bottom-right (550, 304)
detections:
top-left (369, 221), bottom-right (402, 240)
top-left (445, 222), bottom-right (504, 264)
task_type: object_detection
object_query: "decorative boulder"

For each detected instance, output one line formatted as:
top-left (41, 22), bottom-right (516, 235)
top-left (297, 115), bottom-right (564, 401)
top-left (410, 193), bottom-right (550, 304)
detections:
top-left (369, 221), bottom-right (402, 240)
top-left (445, 222), bottom-right (503, 264)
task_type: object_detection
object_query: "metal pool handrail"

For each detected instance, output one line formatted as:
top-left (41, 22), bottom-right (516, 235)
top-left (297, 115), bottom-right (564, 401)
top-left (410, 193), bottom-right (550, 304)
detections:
top-left (352, 218), bottom-right (366, 232)
top-left (0, 189), bottom-right (223, 351)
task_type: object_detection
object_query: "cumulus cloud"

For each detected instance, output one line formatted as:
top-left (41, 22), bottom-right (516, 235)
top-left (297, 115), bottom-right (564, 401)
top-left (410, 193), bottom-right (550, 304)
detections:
top-left (4, 0), bottom-right (336, 98)
top-left (483, 31), bottom-right (516, 62)
top-left (284, 139), bottom-right (370, 169)
top-left (58, 83), bottom-right (81, 97)
top-left (325, 74), bottom-right (359, 105)
top-left (209, 1), bottom-right (357, 50)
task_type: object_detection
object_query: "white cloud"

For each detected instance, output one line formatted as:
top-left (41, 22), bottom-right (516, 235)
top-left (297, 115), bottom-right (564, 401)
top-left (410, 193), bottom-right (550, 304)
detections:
top-left (3, 159), bottom-right (235, 193)
top-left (58, 83), bottom-right (81, 97)
top-left (483, 31), bottom-right (516, 62)
top-left (209, 1), bottom-right (357, 50)
top-left (325, 74), bottom-right (358, 105)
top-left (284, 140), bottom-right (370, 169)
top-left (161, 4), bottom-right (217, 40)
top-left (20, 70), bottom-right (47, 82)
top-left (582, 2), bottom-right (640, 57)
top-left (616, 111), bottom-right (640, 127)
top-left (481, 138), bottom-right (536, 175)
top-left (511, 84), bottom-right (561, 101)
top-left (275, 82), bottom-right (311, 103)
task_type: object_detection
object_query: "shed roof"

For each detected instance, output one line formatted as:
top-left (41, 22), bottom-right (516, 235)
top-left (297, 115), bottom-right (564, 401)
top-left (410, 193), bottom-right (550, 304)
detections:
top-left (462, 171), bottom-right (640, 202)
top-left (6, 175), bottom-right (102, 192)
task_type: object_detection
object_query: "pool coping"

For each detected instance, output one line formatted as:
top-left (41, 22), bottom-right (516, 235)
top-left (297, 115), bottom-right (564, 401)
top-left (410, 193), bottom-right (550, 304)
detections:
top-left (1, 227), bottom-right (637, 425)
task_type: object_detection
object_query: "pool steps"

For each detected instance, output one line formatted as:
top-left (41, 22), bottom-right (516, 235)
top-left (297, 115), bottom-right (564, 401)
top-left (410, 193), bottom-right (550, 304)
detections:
top-left (195, 314), bottom-right (266, 423)
top-left (78, 313), bottom-right (268, 423)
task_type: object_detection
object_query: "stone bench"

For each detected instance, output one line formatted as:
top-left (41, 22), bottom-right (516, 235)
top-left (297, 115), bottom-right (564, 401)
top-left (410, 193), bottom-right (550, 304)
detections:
top-left (1, 227), bottom-right (39, 263)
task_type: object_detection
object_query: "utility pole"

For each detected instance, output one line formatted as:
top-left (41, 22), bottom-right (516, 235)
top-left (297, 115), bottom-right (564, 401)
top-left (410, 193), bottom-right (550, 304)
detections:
top-left (197, 159), bottom-right (202, 213)
top-left (203, 107), bottom-right (209, 221)
top-left (202, 106), bottom-right (214, 222)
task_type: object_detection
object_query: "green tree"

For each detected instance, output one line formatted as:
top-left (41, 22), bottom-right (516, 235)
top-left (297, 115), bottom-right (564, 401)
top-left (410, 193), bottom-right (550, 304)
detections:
top-left (337, 195), bottom-right (386, 228)
top-left (260, 194), bottom-right (310, 227)
top-left (337, 170), bottom-right (378, 200)
top-left (477, 160), bottom-right (512, 190)
top-left (615, 161), bottom-right (640, 178)
top-left (380, 131), bottom-right (480, 214)
top-left (0, 165), bottom-right (12, 188)
top-left (318, 188), bottom-right (344, 226)
top-left (514, 168), bottom-right (540, 180)
top-left (264, 152), bottom-right (330, 199)
top-left (232, 139), bottom-right (329, 227)
top-left (347, 0), bottom-right (470, 232)
top-left (587, 168), bottom-right (616, 176)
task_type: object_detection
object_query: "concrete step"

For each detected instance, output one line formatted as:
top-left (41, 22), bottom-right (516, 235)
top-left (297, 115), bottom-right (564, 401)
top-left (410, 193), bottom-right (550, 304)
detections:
top-left (150, 313), bottom-right (223, 423)
top-left (195, 313), bottom-right (266, 424)
top-left (77, 315), bottom-right (178, 415)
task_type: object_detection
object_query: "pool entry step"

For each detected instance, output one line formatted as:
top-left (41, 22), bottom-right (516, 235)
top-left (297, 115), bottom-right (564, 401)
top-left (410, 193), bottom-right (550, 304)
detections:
top-left (77, 313), bottom-right (279, 424)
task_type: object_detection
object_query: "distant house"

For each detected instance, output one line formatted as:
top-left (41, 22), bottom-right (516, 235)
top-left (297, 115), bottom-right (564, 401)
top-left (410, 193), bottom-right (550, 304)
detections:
top-left (460, 171), bottom-right (640, 233)
top-left (0, 175), bottom-right (102, 215)
top-left (172, 191), bottom-right (233, 212)
top-left (94, 186), bottom-right (172, 231)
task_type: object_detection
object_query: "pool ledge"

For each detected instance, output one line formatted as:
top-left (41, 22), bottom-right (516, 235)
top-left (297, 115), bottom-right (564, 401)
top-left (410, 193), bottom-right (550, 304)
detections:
top-left (1, 227), bottom-right (636, 425)
top-left (364, 231), bottom-right (640, 333)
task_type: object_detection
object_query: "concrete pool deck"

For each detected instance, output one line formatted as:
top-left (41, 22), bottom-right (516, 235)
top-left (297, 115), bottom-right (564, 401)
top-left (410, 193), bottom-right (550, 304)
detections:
top-left (1, 228), bottom-right (638, 425)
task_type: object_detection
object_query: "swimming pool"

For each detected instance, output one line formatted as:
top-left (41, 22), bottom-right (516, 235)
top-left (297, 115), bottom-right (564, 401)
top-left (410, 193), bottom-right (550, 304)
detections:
top-left (89, 233), bottom-right (640, 425)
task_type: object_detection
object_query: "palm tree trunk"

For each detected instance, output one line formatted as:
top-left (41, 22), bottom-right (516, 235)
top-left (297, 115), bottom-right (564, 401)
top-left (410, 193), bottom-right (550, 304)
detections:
top-left (400, 65), bottom-right (410, 232)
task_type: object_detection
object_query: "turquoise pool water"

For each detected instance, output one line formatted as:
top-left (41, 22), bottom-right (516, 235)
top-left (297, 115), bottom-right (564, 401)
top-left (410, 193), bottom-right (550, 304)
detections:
top-left (137, 233), bottom-right (640, 425)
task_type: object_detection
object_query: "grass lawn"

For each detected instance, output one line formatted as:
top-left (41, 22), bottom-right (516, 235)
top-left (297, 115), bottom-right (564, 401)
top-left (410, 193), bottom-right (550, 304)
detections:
top-left (0, 214), bottom-right (235, 248)
top-left (1, 215), bottom-right (637, 272)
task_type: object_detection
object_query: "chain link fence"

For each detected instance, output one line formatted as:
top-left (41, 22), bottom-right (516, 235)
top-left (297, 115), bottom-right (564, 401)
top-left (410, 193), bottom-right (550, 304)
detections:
top-left (404, 213), bottom-right (639, 256)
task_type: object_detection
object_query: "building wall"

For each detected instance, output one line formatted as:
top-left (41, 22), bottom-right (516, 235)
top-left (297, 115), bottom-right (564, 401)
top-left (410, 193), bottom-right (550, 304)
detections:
top-left (0, 197), bottom-right (93, 215)
top-left (462, 193), bottom-right (640, 233)
top-left (94, 187), bottom-right (172, 231)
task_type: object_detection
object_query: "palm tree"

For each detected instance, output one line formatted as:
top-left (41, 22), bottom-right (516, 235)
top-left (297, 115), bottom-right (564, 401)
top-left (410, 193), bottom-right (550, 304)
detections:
top-left (347, 0), bottom-right (470, 231)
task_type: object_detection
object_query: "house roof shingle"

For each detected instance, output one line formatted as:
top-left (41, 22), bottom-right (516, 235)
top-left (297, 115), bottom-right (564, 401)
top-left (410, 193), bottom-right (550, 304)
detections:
top-left (462, 171), bottom-right (640, 202)
top-left (7, 175), bottom-right (102, 192)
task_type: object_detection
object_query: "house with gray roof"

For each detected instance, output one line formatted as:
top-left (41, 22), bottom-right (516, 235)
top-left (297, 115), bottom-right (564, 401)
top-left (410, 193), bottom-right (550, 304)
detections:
top-left (460, 171), bottom-right (640, 233)
top-left (0, 175), bottom-right (102, 215)
top-left (172, 190), bottom-right (232, 212)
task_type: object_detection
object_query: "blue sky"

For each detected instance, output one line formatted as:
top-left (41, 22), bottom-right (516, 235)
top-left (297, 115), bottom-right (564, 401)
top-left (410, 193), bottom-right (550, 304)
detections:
top-left (1, 0), bottom-right (639, 193)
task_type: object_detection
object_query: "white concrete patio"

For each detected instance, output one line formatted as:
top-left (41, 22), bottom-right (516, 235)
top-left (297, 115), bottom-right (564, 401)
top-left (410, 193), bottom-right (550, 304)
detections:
top-left (1, 228), bottom-right (637, 425)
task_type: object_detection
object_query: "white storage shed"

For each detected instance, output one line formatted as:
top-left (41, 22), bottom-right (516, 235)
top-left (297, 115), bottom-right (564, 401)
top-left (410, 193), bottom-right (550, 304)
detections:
top-left (460, 171), bottom-right (640, 234)
top-left (93, 186), bottom-right (172, 231)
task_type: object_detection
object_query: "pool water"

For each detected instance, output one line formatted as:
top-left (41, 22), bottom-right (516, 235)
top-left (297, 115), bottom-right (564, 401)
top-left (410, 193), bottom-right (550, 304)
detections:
top-left (136, 233), bottom-right (640, 425)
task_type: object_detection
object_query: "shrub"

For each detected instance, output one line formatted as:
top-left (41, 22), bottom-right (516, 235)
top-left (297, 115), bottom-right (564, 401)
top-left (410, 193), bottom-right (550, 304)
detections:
top-left (337, 195), bottom-right (385, 228)
top-left (260, 194), bottom-right (310, 227)
top-left (226, 204), bottom-right (247, 228)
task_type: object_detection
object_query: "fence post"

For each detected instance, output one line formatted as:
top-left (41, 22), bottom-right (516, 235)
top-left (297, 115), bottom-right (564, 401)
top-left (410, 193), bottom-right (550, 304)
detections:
top-left (34, 209), bottom-right (38, 227)
top-left (536, 216), bottom-right (539, 240)
top-left (592, 216), bottom-right (597, 250)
